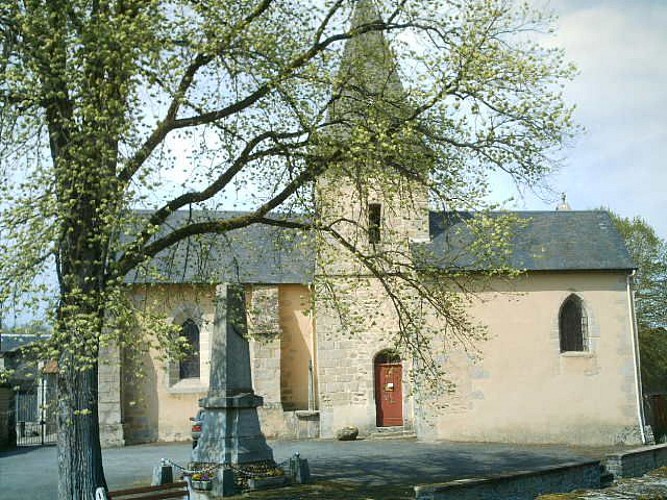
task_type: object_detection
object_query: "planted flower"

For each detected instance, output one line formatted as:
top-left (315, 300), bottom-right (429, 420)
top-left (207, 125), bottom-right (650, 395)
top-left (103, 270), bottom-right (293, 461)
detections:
top-left (191, 471), bottom-right (215, 490)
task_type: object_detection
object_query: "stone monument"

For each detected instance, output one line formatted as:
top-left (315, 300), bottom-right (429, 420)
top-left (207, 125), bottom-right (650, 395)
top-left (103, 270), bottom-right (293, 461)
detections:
top-left (192, 283), bottom-right (274, 466)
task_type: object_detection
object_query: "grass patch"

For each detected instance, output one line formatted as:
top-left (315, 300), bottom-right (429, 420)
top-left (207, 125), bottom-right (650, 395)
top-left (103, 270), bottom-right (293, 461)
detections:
top-left (537, 491), bottom-right (590, 499)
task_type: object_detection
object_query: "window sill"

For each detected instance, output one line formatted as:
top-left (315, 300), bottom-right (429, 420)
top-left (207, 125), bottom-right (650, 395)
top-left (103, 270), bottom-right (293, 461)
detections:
top-left (560, 351), bottom-right (594, 358)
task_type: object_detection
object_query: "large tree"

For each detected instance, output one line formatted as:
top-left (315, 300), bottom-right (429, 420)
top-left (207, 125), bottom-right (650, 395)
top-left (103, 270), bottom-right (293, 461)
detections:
top-left (609, 213), bottom-right (667, 393)
top-left (610, 213), bottom-right (667, 329)
top-left (0, 0), bottom-right (576, 498)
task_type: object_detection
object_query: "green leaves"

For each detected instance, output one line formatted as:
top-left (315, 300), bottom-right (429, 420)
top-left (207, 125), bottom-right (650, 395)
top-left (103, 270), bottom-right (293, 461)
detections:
top-left (609, 212), bottom-right (667, 394)
top-left (0, 0), bottom-right (580, 387)
top-left (639, 327), bottom-right (667, 394)
top-left (610, 212), bottom-right (667, 330)
top-left (0, 2), bottom-right (581, 493)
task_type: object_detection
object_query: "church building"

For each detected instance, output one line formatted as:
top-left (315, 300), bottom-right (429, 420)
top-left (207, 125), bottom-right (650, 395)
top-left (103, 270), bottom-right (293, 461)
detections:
top-left (97, 1), bottom-right (647, 448)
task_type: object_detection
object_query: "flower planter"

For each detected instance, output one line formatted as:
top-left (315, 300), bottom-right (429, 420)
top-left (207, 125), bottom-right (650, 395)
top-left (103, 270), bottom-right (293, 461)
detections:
top-left (193, 479), bottom-right (213, 491)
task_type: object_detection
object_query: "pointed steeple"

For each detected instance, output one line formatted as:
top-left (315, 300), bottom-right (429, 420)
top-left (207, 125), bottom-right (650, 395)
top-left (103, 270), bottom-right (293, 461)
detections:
top-left (330, 0), bottom-right (409, 123)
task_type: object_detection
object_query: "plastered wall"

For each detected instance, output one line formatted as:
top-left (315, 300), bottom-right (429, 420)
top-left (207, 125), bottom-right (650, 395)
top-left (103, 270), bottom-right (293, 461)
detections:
top-left (122, 283), bottom-right (314, 443)
top-left (313, 269), bottom-right (642, 445)
top-left (426, 272), bottom-right (642, 445)
top-left (122, 284), bottom-right (214, 443)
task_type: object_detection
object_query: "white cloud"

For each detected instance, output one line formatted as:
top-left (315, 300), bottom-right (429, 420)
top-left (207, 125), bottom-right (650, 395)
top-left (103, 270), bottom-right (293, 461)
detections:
top-left (496, 0), bottom-right (667, 238)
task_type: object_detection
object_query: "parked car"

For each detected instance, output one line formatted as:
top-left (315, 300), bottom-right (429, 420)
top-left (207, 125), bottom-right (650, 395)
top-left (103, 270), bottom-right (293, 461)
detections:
top-left (190, 409), bottom-right (204, 448)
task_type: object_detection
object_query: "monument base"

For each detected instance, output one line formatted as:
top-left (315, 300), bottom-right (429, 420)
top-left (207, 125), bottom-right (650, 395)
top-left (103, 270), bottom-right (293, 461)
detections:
top-left (192, 392), bottom-right (274, 466)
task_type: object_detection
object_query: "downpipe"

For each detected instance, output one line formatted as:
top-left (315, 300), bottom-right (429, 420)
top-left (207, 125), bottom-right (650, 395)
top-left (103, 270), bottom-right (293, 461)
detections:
top-left (627, 270), bottom-right (648, 444)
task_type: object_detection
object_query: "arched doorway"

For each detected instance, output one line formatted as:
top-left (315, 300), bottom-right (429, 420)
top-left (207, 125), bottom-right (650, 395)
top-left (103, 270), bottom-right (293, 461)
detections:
top-left (374, 350), bottom-right (403, 427)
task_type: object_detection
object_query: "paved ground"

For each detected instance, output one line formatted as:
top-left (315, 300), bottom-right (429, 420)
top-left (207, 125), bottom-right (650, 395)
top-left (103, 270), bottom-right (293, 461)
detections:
top-left (0, 438), bottom-right (614, 499)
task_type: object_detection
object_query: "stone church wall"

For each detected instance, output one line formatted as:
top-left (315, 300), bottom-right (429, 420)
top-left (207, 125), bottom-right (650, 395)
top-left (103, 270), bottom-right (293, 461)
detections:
top-left (313, 175), bottom-right (428, 438)
top-left (313, 266), bottom-right (643, 445)
top-left (121, 284), bottom-right (215, 444)
top-left (110, 253), bottom-right (643, 446)
top-left (118, 283), bottom-right (314, 444)
top-left (424, 272), bottom-right (643, 446)
top-left (314, 275), bottom-right (415, 438)
top-left (250, 284), bottom-right (316, 438)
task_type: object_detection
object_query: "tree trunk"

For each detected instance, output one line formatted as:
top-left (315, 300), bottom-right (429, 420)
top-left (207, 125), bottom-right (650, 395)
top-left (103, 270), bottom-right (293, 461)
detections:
top-left (56, 332), bottom-right (107, 499)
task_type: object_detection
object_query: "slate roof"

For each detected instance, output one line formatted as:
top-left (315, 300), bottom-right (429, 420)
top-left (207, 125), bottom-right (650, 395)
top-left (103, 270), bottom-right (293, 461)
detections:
top-left (126, 209), bottom-right (633, 285)
top-left (126, 210), bottom-right (315, 284)
top-left (0, 334), bottom-right (44, 354)
top-left (421, 210), bottom-right (635, 272)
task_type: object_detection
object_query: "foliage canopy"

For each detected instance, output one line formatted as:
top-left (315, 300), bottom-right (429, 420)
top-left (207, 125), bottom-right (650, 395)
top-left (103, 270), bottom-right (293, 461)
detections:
top-left (609, 212), bottom-right (667, 393)
top-left (0, 0), bottom-right (577, 497)
top-left (609, 213), bottom-right (667, 330)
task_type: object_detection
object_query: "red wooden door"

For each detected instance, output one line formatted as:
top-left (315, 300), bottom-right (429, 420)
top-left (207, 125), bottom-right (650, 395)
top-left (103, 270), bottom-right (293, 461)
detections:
top-left (374, 362), bottom-right (403, 427)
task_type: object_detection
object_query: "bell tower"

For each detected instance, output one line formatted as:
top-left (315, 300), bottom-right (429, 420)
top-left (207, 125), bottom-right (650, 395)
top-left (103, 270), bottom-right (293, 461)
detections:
top-left (313, 0), bottom-right (427, 438)
top-left (315, 0), bottom-right (430, 271)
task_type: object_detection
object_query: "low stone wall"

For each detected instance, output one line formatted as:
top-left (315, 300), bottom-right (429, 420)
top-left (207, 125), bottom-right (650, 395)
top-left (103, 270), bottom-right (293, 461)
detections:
top-left (414, 461), bottom-right (601, 500)
top-left (258, 405), bottom-right (320, 440)
top-left (605, 443), bottom-right (667, 479)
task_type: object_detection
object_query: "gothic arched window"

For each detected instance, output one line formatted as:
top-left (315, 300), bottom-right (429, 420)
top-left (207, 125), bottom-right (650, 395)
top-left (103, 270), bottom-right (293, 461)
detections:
top-left (179, 319), bottom-right (200, 379)
top-left (559, 294), bottom-right (588, 352)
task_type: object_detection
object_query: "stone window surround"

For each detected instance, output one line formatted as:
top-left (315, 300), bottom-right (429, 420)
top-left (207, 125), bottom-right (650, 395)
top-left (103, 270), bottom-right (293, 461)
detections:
top-left (558, 293), bottom-right (593, 356)
top-left (167, 302), bottom-right (208, 393)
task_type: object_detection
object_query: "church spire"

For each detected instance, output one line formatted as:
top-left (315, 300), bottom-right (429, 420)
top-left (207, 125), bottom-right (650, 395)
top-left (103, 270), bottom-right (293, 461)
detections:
top-left (330, 0), bottom-right (408, 122)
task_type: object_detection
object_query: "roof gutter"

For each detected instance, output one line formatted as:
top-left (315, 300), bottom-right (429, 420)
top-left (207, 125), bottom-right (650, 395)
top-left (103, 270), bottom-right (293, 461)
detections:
top-left (627, 269), bottom-right (648, 444)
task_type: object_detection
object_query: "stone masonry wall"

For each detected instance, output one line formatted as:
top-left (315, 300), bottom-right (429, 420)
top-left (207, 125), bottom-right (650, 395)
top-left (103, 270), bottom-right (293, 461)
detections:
top-left (98, 344), bottom-right (125, 447)
top-left (249, 284), bottom-right (316, 439)
top-left (315, 276), bottom-right (414, 438)
top-left (248, 285), bottom-right (285, 437)
top-left (605, 443), bottom-right (667, 478)
top-left (315, 176), bottom-right (428, 438)
top-left (414, 461), bottom-right (601, 500)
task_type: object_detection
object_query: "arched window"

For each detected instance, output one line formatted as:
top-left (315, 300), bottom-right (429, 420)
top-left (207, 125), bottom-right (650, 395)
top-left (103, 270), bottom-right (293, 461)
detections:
top-left (559, 295), bottom-right (588, 352)
top-left (179, 319), bottom-right (200, 379)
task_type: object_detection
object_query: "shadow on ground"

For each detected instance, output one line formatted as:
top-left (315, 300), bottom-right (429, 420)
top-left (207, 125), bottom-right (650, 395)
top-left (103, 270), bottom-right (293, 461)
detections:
top-left (246, 439), bottom-right (606, 499)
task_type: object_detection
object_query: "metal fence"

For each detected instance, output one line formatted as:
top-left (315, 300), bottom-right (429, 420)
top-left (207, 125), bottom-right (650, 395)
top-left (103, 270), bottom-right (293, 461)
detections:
top-left (14, 375), bottom-right (57, 447)
top-left (644, 394), bottom-right (667, 443)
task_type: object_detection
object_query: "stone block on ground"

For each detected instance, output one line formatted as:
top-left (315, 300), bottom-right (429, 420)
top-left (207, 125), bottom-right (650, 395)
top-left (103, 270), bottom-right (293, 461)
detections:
top-left (336, 426), bottom-right (359, 441)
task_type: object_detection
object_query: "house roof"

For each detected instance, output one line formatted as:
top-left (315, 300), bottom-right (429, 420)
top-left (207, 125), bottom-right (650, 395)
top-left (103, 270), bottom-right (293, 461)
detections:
top-left (0, 334), bottom-right (44, 354)
top-left (126, 209), bottom-right (633, 285)
top-left (125, 210), bottom-right (315, 284)
top-left (421, 210), bottom-right (635, 272)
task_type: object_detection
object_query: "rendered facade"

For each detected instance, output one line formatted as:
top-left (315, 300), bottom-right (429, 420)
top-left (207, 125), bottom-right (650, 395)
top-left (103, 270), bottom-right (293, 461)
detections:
top-left (98, 206), bottom-right (646, 447)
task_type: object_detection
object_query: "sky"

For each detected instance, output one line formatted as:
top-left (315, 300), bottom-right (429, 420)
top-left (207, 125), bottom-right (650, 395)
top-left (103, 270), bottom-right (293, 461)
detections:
top-left (157, 0), bottom-right (667, 239)
top-left (493, 0), bottom-right (667, 239)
